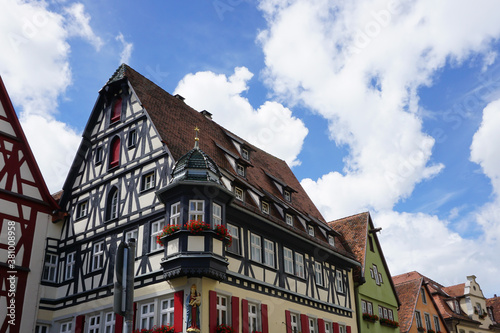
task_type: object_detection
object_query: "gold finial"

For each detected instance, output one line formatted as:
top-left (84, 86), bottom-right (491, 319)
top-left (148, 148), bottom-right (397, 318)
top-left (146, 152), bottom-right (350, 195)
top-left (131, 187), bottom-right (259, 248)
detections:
top-left (194, 126), bottom-right (200, 148)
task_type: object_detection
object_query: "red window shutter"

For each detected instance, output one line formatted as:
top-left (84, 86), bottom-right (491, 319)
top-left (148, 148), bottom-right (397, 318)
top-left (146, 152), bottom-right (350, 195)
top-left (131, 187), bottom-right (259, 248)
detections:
top-left (346, 326), bottom-right (351, 333)
top-left (232, 296), bottom-right (240, 333)
top-left (332, 322), bottom-right (340, 333)
top-left (174, 291), bottom-right (184, 333)
top-left (210, 290), bottom-right (218, 333)
top-left (285, 310), bottom-right (292, 333)
top-left (75, 315), bottom-right (85, 333)
top-left (132, 302), bottom-right (137, 330)
top-left (111, 97), bottom-right (122, 122)
top-left (115, 314), bottom-right (124, 333)
top-left (241, 299), bottom-right (249, 333)
top-left (110, 137), bottom-right (120, 168)
top-left (300, 314), bottom-right (310, 333)
top-left (317, 319), bottom-right (325, 333)
top-left (261, 304), bottom-right (269, 333)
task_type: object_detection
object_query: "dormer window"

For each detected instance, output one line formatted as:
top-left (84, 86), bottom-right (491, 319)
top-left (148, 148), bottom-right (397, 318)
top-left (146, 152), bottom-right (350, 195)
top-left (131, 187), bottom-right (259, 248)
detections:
top-left (308, 225), bottom-right (314, 237)
top-left (328, 235), bottom-right (335, 246)
top-left (111, 97), bottom-right (122, 123)
top-left (241, 148), bottom-right (249, 160)
top-left (286, 213), bottom-right (293, 226)
top-left (262, 201), bottom-right (270, 214)
top-left (237, 164), bottom-right (245, 177)
top-left (284, 190), bottom-right (291, 202)
top-left (235, 187), bottom-right (244, 201)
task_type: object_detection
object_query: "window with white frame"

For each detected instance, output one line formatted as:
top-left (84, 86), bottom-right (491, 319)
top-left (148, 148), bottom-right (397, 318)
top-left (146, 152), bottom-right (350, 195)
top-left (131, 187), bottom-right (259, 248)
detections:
top-left (415, 311), bottom-right (423, 328)
top-left (264, 239), bottom-right (275, 268)
top-left (161, 298), bottom-right (175, 326)
top-left (250, 233), bottom-right (262, 263)
top-left (213, 203), bottom-right (222, 227)
top-left (290, 313), bottom-right (299, 333)
top-left (366, 301), bottom-right (373, 315)
top-left (227, 224), bottom-right (240, 254)
top-left (140, 303), bottom-right (155, 329)
top-left (421, 287), bottom-right (427, 304)
top-left (425, 313), bottom-right (432, 330)
top-left (241, 148), bottom-right (249, 160)
top-left (315, 262), bottom-right (323, 286)
top-left (248, 302), bottom-right (259, 332)
top-left (125, 229), bottom-right (138, 255)
top-left (284, 247), bottom-right (294, 274)
top-left (284, 190), bottom-right (291, 202)
top-left (141, 172), bottom-right (155, 191)
top-left (92, 241), bottom-right (104, 271)
top-left (286, 213), bottom-right (293, 226)
top-left (65, 252), bottom-right (75, 280)
top-left (433, 315), bottom-right (441, 332)
top-left (336, 271), bottom-right (344, 293)
top-left (237, 164), bottom-right (245, 177)
top-left (42, 253), bottom-right (57, 282)
top-left (309, 318), bottom-right (316, 333)
top-left (88, 314), bottom-right (100, 333)
top-left (60, 322), bottom-right (72, 333)
top-left (261, 201), bottom-right (270, 214)
top-left (235, 187), bottom-right (244, 201)
top-left (324, 321), bottom-right (331, 333)
top-left (106, 187), bottom-right (119, 221)
top-left (35, 324), bottom-right (49, 333)
top-left (189, 200), bottom-right (204, 221)
top-left (328, 235), bottom-right (335, 247)
top-left (77, 200), bottom-right (88, 219)
top-left (339, 324), bottom-right (346, 333)
top-left (170, 202), bottom-right (180, 226)
top-left (104, 312), bottom-right (115, 333)
top-left (308, 225), bottom-right (314, 237)
top-left (295, 252), bottom-right (305, 279)
top-left (217, 295), bottom-right (228, 325)
top-left (150, 220), bottom-right (166, 252)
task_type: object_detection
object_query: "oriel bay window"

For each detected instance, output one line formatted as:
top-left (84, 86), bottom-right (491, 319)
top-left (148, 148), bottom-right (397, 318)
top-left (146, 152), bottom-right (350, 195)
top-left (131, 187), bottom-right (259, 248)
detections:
top-left (170, 202), bottom-right (180, 225)
top-left (151, 220), bottom-right (166, 252)
top-left (213, 203), bottom-right (222, 227)
top-left (189, 200), bottom-right (204, 221)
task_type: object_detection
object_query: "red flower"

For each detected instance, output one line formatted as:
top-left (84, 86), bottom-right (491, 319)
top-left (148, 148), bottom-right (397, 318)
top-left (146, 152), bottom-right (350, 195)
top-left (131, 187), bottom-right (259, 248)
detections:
top-left (156, 224), bottom-right (180, 244)
top-left (215, 224), bottom-right (233, 246)
top-left (185, 220), bottom-right (210, 234)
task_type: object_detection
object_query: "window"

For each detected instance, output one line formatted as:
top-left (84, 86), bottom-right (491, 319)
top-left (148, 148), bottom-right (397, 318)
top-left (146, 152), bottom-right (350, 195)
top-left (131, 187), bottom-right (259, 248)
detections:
top-left (324, 322), bottom-right (331, 333)
top-left (309, 318), bottom-right (316, 333)
top-left (415, 311), bottom-right (423, 328)
top-left (92, 241), bottom-right (104, 271)
top-left (106, 187), bottom-right (119, 221)
top-left (261, 201), bottom-right (270, 214)
top-left (151, 220), bottom-right (166, 252)
top-left (127, 129), bottom-right (137, 148)
top-left (388, 309), bottom-right (394, 320)
top-left (434, 315), bottom-right (441, 332)
top-left (88, 314), bottom-right (100, 333)
top-left (161, 298), bottom-right (175, 326)
top-left (368, 235), bottom-right (374, 252)
top-left (35, 325), bottom-right (49, 333)
top-left (77, 200), bottom-right (88, 219)
top-left (141, 172), bottom-right (155, 191)
top-left (336, 271), bottom-right (344, 293)
top-left (264, 239), bottom-right (275, 268)
top-left (213, 203), bottom-right (222, 227)
top-left (315, 262), bottom-right (323, 286)
top-left (476, 302), bottom-right (482, 315)
top-left (370, 264), bottom-right (383, 285)
top-left (42, 253), bottom-right (57, 282)
top-left (217, 295), bottom-right (228, 325)
top-left (362, 300), bottom-right (374, 315)
top-left (328, 235), bottom-right (335, 246)
top-left (284, 190), bottom-right (291, 202)
top-left (109, 136), bottom-right (120, 168)
top-left (339, 324), bottom-right (346, 333)
top-left (170, 202), bottom-right (180, 226)
top-left (235, 187), bottom-right (244, 201)
top-left (295, 252), bottom-right (304, 279)
top-left (111, 97), bottom-right (122, 123)
top-left (227, 224), bottom-right (240, 254)
top-left (248, 302), bottom-right (259, 332)
top-left (104, 312), bottom-right (115, 333)
top-left (290, 313), bottom-right (299, 333)
top-left (95, 146), bottom-right (103, 165)
top-left (308, 225), bottom-right (314, 236)
top-left (379, 306), bottom-right (393, 320)
top-left (60, 322), bottom-right (72, 333)
top-left (125, 229), bottom-right (138, 256)
top-left (286, 214), bottom-right (293, 226)
top-left (250, 233), bottom-right (262, 263)
top-left (241, 148), bottom-right (249, 160)
top-left (140, 303), bottom-right (155, 329)
top-left (421, 287), bottom-right (427, 304)
top-left (284, 247), bottom-right (294, 274)
top-left (425, 313), bottom-right (432, 330)
top-left (65, 252), bottom-right (75, 280)
top-left (189, 200), bottom-right (204, 221)
top-left (237, 164), bottom-right (245, 177)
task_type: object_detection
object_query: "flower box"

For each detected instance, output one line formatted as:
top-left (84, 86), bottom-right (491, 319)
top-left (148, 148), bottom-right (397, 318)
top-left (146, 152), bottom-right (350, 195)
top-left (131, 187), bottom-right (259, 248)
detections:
top-left (185, 220), bottom-right (210, 234)
top-left (215, 224), bottom-right (233, 246)
top-left (156, 224), bottom-right (180, 244)
top-left (379, 318), bottom-right (399, 328)
top-left (133, 325), bottom-right (174, 333)
top-left (417, 327), bottom-right (426, 332)
top-left (216, 324), bottom-right (235, 333)
top-left (427, 330), bottom-right (436, 333)
top-left (362, 313), bottom-right (379, 322)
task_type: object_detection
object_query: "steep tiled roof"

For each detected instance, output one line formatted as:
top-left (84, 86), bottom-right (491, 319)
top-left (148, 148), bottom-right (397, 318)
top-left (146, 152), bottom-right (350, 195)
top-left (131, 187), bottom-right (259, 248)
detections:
top-left (443, 283), bottom-right (465, 298)
top-left (487, 295), bottom-right (500, 325)
top-left (394, 276), bottom-right (422, 332)
top-left (109, 64), bottom-right (349, 253)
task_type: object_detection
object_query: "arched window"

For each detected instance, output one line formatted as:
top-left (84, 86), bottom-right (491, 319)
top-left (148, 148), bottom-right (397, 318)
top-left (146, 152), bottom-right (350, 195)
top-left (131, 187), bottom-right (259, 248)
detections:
top-left (109, 136), bottom-right (120, 168)
top-left (111, 97), bottom-right (122, 123)
top-left (106, 187), bottom-right (119, 221)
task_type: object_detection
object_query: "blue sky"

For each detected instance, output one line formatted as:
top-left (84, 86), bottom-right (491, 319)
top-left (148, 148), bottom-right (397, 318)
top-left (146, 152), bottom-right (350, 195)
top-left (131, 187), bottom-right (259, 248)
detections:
top-left (2, 0), bottom-right (500, 297)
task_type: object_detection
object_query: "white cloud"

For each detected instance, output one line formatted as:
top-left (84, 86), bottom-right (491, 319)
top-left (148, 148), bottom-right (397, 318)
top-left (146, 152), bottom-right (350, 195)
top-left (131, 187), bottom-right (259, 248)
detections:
top-left (0, 0), bottom-right (102, 192)
top-left (174, 67), bottom-right (308, 167)
top-left (116, 32), bottom-right (133, 64)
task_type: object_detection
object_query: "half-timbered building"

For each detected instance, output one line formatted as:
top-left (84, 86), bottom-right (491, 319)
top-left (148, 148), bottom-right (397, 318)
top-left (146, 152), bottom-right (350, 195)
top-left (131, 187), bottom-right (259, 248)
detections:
top-left (0, 76), bottom-right (59, 333)
top-left (35, 64), bottom-right (361, 333)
